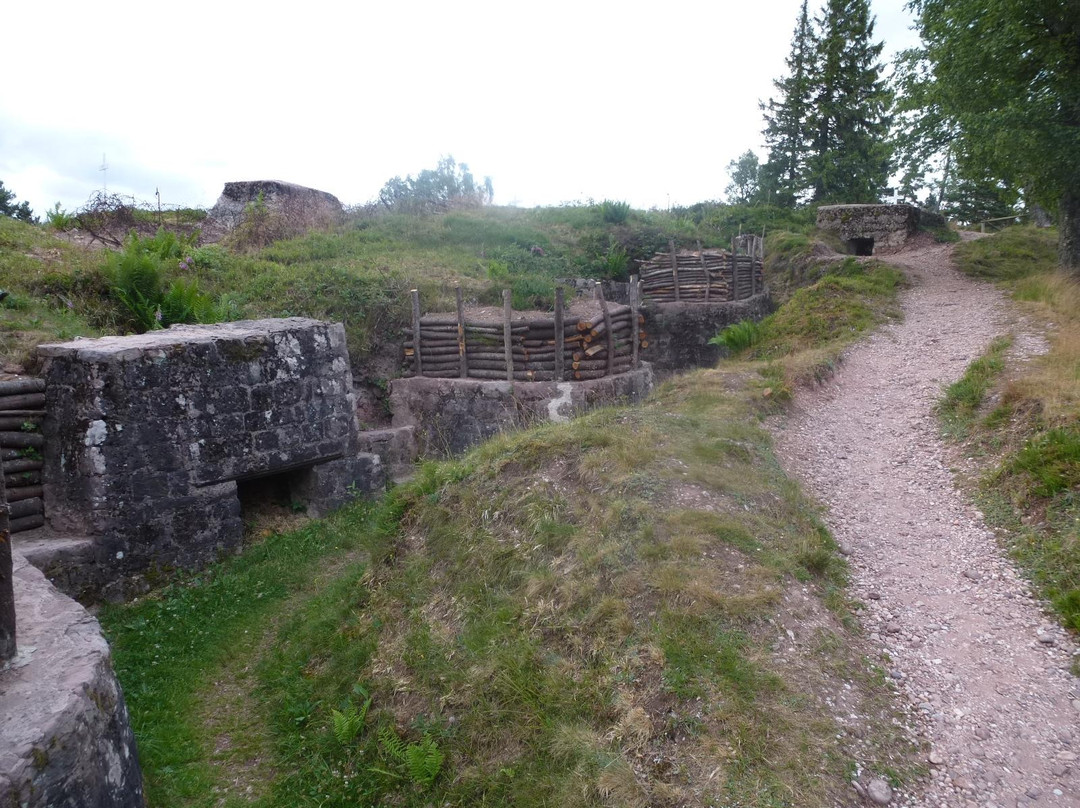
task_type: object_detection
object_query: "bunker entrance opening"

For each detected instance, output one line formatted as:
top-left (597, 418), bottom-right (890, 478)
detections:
top-left (236, 468), bottom-right (310, 527)
top-left (849, 237), bottom-right (875, 256)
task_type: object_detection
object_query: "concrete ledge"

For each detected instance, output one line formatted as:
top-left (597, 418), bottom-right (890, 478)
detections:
top-left (643, 294), bottom-right (772, 372)
top-left (0, 553), bottom-right (143, 807)
top-left (390, 365), bottom-right (654, 456)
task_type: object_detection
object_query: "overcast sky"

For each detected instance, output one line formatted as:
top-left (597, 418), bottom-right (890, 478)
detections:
top-left (2, 0), bottom-right (920, 216)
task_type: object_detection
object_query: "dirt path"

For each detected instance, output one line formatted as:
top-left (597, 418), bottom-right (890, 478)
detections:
top-left (773, 241), bottom-right (1080, 808)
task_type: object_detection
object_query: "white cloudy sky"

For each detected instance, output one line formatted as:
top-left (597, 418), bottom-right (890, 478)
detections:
top-left (2, 0), bottom-right (920, 216)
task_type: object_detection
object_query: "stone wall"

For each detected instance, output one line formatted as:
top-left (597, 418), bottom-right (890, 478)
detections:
top-left (0, 552), bottom-right (143, 807)
top-left (390, 366), bottom-right (654, 456)
top-left (208, 180), bottom-right (344, 231)
top-left (643, 293), bottom-right (772, 372)
top-left (37, 319), bottom-right (383, 596)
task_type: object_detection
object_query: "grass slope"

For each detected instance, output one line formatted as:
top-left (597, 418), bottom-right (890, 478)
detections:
top-left (943, 226), bottom-right (1080, 634)
top-left (0, 203), bottom-right (817, 373)
top-left (100, 261), bottom-right (913, 808)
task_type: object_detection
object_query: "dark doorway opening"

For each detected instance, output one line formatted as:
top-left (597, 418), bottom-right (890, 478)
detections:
top-left (849, 237), bottom-right (875, 256)
top-left (236, 468), bottom-right (309, 537)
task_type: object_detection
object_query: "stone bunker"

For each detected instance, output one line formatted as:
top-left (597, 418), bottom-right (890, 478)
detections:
top-left (36, 318), bottom-right (382, 598)
top-left (816, 203), bottom-right (946, 255)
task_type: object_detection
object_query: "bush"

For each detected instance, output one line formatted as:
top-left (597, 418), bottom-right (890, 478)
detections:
top-left (598, 200), bottom-right (631, 224)
top-left (106, 229), bottom-right (219, 332)
top-left (710, 320), bottom-right (766, 353)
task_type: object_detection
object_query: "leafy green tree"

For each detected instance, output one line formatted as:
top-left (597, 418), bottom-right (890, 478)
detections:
top-left (0, 181), bottom-right (35, 223)
top-left (761, 0), bottom-right (816, 206)
top-left (807, 0), bottom-right (893, 203)
top-left (909, 0), bottom-right (1080, 270)
top-left (725, 150), bottom-right (763, 205)
top-left (379, 156), bottom-right (494, 213)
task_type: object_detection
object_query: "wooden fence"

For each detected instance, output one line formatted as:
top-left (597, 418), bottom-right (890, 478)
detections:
top-left (404, 281), bottom-right (646, 382)
top-left (640, 237), bottom-right (764, 303)
top-left (0, 378), bottom-right (46, 534)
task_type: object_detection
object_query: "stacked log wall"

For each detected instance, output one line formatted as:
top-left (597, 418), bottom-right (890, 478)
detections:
top-left (403, 288), bottom-right (646, 383)
top-left (0, 378), bottom-right (47, 534)
top-left (639, 250), bottom-right (763, 304)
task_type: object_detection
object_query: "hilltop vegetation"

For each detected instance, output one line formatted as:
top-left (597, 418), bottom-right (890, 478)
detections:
top-left (0, 201), bottom-right (815, 374)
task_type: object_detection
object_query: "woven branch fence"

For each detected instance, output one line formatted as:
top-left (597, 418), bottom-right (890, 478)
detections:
top-left (640, 237), bottom-right (765, 303)
top-left (404, 281), bottom-right (647, 382)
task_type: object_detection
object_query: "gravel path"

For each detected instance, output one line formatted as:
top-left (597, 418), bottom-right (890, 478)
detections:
top-left (773, 241), bottom-right (1080, 808)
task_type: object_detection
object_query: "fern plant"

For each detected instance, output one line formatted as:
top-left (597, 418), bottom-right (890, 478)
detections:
top-left (377, 727), bottom-right (444, 788)
top-left (331, 685), bottom-right (372, 745)
top-left (709, 319), bottom-right (766, 353)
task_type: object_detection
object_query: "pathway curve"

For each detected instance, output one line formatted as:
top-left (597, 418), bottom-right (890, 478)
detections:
top-left (773, 241), bottom-right (1080, 808)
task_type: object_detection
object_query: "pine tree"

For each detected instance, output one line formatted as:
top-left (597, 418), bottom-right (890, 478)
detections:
top-left (761, 0), bottom-right (816, 206)
top-left (807, 0), bottom-right (893, 203)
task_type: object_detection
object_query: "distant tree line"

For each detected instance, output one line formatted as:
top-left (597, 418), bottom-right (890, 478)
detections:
top-left (379, 156), bottom-right (494, 214)
top-left (726, 0), bottom-right (1080, 270)
top-left (0, 181), bottom-right (35, 223)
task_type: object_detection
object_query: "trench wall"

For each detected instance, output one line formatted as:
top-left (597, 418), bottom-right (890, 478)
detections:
top-left (0, 552), bottom-right (143, 808)
top-left (643, 293), bottom-right (772, 372)
top-left (390, 365), bottom-right (654, 456)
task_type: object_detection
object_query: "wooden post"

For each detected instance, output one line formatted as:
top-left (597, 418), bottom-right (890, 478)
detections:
top-left (410, 289), bottom-right (423, 377)
top-left (596, 283), bottom-right (615, 377)
top-left (455, 286), bottom-right (468, 379)
top-left (502, 289), bottom-right (514, 381)
top-left (698, 239), bottom-right (710, 302)
top-left (554, 286), bottom-right (565, 382)
top-left (0, 465), bottom-right (15, 663)
top-left (751, 236), bottom-right (758, 297)
top-left (630, 275), bottom-right (640, 370)
top-left (669, 239), bottom-right (680, 302)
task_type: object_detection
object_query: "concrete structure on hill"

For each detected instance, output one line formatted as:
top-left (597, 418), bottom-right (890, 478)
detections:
top-left (816, 203), bottom-right (946, 255)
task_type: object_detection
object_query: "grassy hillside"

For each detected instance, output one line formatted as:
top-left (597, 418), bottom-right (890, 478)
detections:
top-left (0, 203), bottom-right (816, 370)
top-left (940, 225), bottom-right (1080, 636)
top-left (98, 260), bottom-right (913, 808)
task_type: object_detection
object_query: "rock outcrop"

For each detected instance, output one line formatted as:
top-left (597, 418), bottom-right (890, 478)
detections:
top-left (208, 179), bottom-right (343, 230)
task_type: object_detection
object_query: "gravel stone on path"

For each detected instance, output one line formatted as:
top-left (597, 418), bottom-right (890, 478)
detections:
top-left (772, 239), bottom-right (1078, 807)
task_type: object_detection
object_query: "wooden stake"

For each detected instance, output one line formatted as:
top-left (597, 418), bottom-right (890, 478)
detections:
top-left (554, 286), bottom-right (565, 382)
top-left (669, 239), bottom-right (680, 302)
top-left (596, 283), bottom-right (615, 377)
top-left (698, 240), bottom-right (710, 302)
top-left (455, 286), bottom-right (468, 379)
top-left (503, 289), bottom-right (514, 381)
top-left (0, 460), bottom-right (14, 662)
top-left (410, 289), bottom-right (423, 377)
top-left (630, 275), bottom-right (640, 370)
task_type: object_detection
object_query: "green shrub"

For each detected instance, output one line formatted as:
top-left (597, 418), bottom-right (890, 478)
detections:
top-left (710, 320), bottom-right (766, 353)
top-left (598, 200), bottom-right (631, 224)
top-left (106, 229), bottom-right (219, 332)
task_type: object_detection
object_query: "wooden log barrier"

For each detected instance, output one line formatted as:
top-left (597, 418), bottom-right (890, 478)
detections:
top-left (0, 468), bottom-right (14, 661)
top-left (0, 393), bottom-right (46, 411)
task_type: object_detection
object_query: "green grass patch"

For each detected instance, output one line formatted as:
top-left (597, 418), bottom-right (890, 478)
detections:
top-left (938, 335), bottom-right (1012, 437)
top-left (952, 225), bottom-right (1058, 281)
top-left (103, 364), bottom-right (914, 808)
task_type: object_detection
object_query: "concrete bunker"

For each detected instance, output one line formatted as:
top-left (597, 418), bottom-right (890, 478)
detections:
top-left (35, 318), bottom-right (383, 599)
top-left (816, 203), bottom-right (946, 254)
